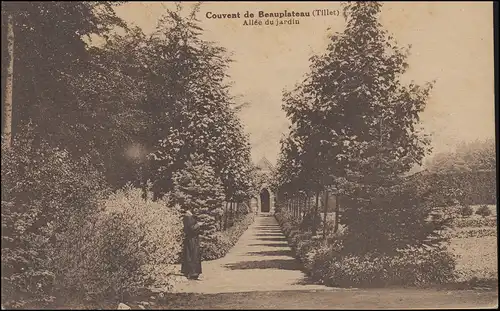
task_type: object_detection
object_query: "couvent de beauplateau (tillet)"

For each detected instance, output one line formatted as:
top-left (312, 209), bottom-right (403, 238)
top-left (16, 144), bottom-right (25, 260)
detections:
top-left (205, 10), bottom-right (313, 19)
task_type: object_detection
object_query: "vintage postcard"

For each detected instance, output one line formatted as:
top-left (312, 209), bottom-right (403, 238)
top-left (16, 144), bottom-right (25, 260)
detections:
top-left (1, 1), bottom-right (497, 310)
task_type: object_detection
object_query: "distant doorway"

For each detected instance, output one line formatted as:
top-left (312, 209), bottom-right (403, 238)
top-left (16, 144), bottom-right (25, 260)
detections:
top-left (260, 188), bottom-right (270, 212)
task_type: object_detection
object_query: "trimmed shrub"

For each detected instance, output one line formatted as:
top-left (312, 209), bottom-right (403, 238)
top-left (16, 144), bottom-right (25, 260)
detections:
top-left (312, 246), bottom-right (457, 288)
top-left (475, 204), bottom-right (492, 217)
top-left (459, 205), bottom-right (474, 217)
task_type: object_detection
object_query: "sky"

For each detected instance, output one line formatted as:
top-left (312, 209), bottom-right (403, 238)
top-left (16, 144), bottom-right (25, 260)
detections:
top-left (113, 1), bottom-right (495, 165)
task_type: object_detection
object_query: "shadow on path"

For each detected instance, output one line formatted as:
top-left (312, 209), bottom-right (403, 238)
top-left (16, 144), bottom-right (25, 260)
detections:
top-left (247, 250), bottom-right (294, 257)
top-left (257, 237), bottom-right (288, 242)
top-left (224, 259), bottom-right (302, 271)
top-left (172, 215), bottom-right (328, 294)
top-left (248, 242), bottom-right (289, 247)
top-left (254, 233), bottom-right (284, 237)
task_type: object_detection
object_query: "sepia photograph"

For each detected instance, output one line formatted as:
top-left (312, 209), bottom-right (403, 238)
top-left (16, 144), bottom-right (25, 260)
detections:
top-left (1, 1), bottom-right (498, 310)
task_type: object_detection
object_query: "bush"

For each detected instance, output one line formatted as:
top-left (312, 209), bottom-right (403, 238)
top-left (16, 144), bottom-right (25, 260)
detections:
top-left (299, 212), bottom-right (322, 233)
top-left (1, 135), bottom-right (109, 308)
top-left (201, 212), bottom-right (255, 261)
top-left (1, 133), bottom-right (183, 308)
top-left (315, 246), bottom-right (457, 288)
top-left (475, 204), bottom-right (492, 217)
top-left (275, 209), bottom-right (456, 288)
top-left (459, 205), bottom-right (474, 217)
top-left (56, 186), bottom-right (183, 301)
top-left (341, 182), bottom-right (452, 256)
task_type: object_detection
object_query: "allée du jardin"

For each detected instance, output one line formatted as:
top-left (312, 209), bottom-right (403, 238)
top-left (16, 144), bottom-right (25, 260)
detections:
top-left (243, 18), bottom-right (300, 26)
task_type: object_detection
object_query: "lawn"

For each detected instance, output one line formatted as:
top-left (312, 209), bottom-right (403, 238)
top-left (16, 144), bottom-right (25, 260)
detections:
top-left (320, 205), bottom-right (498, 286)
top-left (446, 205), bottom-right (497, 284)
top-left (450, 235), bottom-right (497, 282)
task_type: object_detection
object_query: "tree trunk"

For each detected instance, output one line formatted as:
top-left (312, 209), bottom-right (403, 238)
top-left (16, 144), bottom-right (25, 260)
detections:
top-left (295, 197), bottom-right (300, 220)
top-left (323, 191), bottom-right (329, 239)
top-left (235, 202), bottom-right (239, 220)
top-left (2, 13), bottom-right (14, 149)
top-left (219, 204), bottom-right (224, 231)
top-left (224, 201), bottom-right (229, 230)
top-left (298, 196), bottom-right (302, 222)
top-left (294, 197), bottom-right (297, 218)
top-left (312, 191), bottom-right (319, 236)
top-left (230, 202), bottom-right (234, 227)
top-left (334, 195), bottom-right (340, 233)
top-left (296, 197), bottom-right (300, 221)
top-left (302, 195), bottom-right (309, 219)
top-left (293, 197), bottom-right (298, 219)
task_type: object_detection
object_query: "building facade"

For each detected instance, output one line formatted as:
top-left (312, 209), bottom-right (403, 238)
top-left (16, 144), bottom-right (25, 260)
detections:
top-left (250, 156), bottom-right (276, 214)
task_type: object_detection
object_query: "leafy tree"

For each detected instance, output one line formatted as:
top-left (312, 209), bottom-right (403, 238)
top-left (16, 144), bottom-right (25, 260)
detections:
top-left (1, 2), bottom-right (126, 153)
top-left (149, 5), bottom-right (255, 203)
top-left (425, 138), bottom-right (496, 173)
top-left (1, 128), bottom-right (109, 307)
top-left (171, 153), bottom-right (225, 247)
top-left (0, 2), bottom-right (152, 190)
top-left (276, 2), bottom-right (446, 254)
top-left (81, 25), bottom-right (173, 189)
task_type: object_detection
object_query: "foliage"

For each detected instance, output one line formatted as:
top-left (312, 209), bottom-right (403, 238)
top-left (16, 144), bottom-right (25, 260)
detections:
top-left (1, 128), bottom-right (185, 306)
top-left (407, 170), bottom-right (496, 206)
top-left (419, 139), bottom-right (496, 206)
top-left (341, 180), bottom-right (452, 255)
top-left (450, 228), bottom-right (496, 239)
top-left (425, 138), bottom-right (496, 174)
top-left (171, 153), bottom-right (225, 250)
top-left (1, 132), bottom-right (109, 308)
top-left (475, 204), bottom-right (492, 217)
top-left (56, 186), bottom-right (183, 301)
top-left (201, 213), bottom-right (255, 261)
top-left (2, 3), bottom-right (257, 196)
top-left (320, 247), bottom-right (456, 288)
top-left (1, 2), bottom-right (126, 158)
top-left (276, 210), bottom-right (457, 288)
top-left (452, 216), bottom-right (496, 228)
top-left (148, 5), bottom-right (256, 203)
top-left (300, 210), bottom-right (323, 233)
top-left (1, 2), bottom-right (257, 307)
top-left (273, 1), bottom-right (443, 256)
top-left (459, 205), bottom-right (474, 217)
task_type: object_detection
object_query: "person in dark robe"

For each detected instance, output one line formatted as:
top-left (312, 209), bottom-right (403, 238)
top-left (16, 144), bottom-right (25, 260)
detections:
top-left (181, 209), bottom-right (202, 280)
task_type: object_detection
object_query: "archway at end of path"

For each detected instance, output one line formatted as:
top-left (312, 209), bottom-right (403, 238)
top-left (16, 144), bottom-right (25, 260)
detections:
top-left (260, 188), bottom-right (270, 213)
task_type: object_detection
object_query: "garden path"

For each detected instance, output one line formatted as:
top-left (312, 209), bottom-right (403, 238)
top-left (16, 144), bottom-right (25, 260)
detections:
top-left (155, 214), bottom-right (497, 310)
top-left (170, 214), bottom-right (339, 294)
